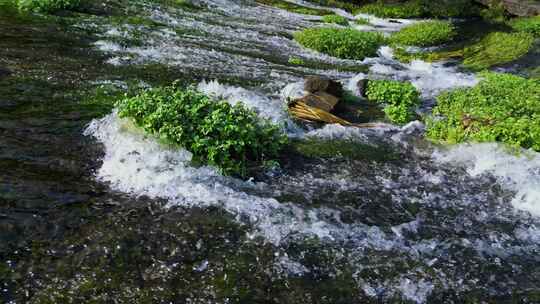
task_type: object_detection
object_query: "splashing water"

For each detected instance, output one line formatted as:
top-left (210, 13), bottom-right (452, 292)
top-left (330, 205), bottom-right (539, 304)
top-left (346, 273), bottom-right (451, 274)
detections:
top-left (82, 0), bottom-right (540, 302)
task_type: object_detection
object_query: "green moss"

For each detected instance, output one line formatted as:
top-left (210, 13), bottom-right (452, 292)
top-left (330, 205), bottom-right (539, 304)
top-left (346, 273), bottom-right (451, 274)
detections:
top-left (322, 14), bottom-right (349, 26)
top-left (463, 32), bottom-right (534, 70)
top-left (304, 0), bottom-right (361, 13)
top-left (358, 0), bottom-right (479, 18)
top-left (291, 138), bottom-right (398, 161)
top-left (15, 0), bottom-right (80, 12)
top-left (390, 21), bottom-right (456, 47)
top-left (358, 1), bottom-right (424, 18)
top-left (116, 84), bottom-right (287, 176)
top-left (256, 0), bottom-right (333, 15)
top-left (427, 72), bottom-right (540, 151)
top-left (366, 79), bottom-right (421, 125)
top-left (420, 0), bottom-right (479, 18)
top-left (509, 15), bottom-right (540, 37)
top-left (480, 0), bottom-right (508, 23)
top-left (294, 27), bottom-right (385, 60)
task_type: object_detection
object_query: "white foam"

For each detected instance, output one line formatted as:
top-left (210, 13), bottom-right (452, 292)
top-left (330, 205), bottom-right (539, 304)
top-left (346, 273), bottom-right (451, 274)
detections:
top-left (353, 13), bottom-right (420, 33)
top-left (397, 278), bottom-right (434, 304)
top-left (366, 47), bottom-right (478, 100)
top-left (197, 80), bottom-right (288, 124)
top-left (434, 143), bottom-right (540, 217)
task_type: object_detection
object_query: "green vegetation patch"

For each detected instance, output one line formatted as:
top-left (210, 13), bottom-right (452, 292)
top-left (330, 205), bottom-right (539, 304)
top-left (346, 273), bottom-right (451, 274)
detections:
top-left (366, 79), bottom-right (421, 125)
top-left (355, 17), bottom-right (370, 25)
top-left (427, 72), bottom-right (540, 151)
top-left (480, 1), bottom-right (508, 23)
top-left (322, 14), bottom-right (349, 26)
top-left (390, 21), bottom-right (456, 47)
top-left (14, 0), bottom-right (80, 12)
top-left (304, 0), bottom-right (361, 13)
top-left (358, 1), bottom-right (424, 18)
top-left (509, 16), bottom-right (540, 37)
top-left (462, 32), bottom-right (534, 70)
top-left (256, 0), bottom-right (333, 15)
top-left (116, 84), bottom-right (287, 176)
top-left (358, 0), bottom-right (478, 18)
top-left (288, 56), bottom-right (305, 65)
top-left (294, 27), bottom-right (385, 60)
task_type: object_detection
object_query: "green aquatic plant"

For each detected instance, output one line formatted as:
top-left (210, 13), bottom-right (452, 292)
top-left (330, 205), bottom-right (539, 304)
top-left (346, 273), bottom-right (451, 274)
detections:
top-left (366, 79), bottom-right (420, 124)
top-left (116, 84), bottom-right (287, 176)
top-left (15, 0), bottom-right (80, 12)
top-left (294, 27), bottom-right (385, 60)
top-left (322, 14), bottom-right (349, 26)
top-left (463, 32), bottom-right (534, 70)
top-left (288, 57), bottom-right (305, 65)
top-left (427, 72), bottom-right (540, 151)
top-left (354, 17), bottom-right (370, 25)
top-left (509, 15), bottom-right (540, 36)
top-left (390, 21), bottom-right (456, 47)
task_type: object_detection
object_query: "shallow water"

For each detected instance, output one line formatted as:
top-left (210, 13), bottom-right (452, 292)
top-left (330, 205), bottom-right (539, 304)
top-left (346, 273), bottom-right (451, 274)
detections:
top-left (1, 0), bottom-right (540, 303)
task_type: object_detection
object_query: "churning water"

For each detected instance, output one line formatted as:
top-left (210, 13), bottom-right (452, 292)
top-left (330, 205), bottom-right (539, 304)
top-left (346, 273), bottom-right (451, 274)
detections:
top-left (81, 0), bottom-right (540, 302)
top-left (1, 0), bottom-right (538, 302)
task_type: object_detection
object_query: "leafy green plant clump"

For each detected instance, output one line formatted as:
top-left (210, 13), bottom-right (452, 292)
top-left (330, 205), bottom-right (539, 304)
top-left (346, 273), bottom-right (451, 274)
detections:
top-left (288, 57), bottom-right (305, 65)
top-left (322, 14), bottom-right (349, 26)
top-left (509, 16), bottom-right (540, 36)
top-left (366, 79), bottom-right (421, 124)
top-left (15, 0), bottom-right (80, 12)
top-left (390, 21), bottom-right (456, 47)
top-left (427, 72), bottom-right (540, 151)
top-left (116, 85), bottom-right (287, 176)
top-left (463, 32), bottom-right (534, 70)
top-left (294, 27), bottom-right (385, 60)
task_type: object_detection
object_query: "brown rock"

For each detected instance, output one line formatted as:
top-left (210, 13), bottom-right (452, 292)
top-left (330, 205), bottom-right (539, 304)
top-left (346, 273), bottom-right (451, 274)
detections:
top-left (304, 76), bottom-right (344, 98)
top-left (294, 92), bottom-right (339, 112)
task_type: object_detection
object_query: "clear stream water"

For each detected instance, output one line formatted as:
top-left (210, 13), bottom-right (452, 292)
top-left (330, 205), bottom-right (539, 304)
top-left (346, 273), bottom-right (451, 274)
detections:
top-left (1, 0), bottom-right (540, 303)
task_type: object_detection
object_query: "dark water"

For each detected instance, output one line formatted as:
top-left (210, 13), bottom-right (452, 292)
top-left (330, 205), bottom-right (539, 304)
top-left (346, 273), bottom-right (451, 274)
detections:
top-left (1, 1), bottom-right (540, 303)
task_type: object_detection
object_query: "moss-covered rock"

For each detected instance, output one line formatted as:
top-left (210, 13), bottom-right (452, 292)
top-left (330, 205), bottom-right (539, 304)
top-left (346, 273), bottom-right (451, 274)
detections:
top-left (462, 31), bottom-right (534, 70)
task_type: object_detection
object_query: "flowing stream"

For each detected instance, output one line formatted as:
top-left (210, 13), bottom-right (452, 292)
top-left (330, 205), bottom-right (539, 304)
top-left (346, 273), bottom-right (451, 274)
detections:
top-left (1, 0), bottom-right (540, 302)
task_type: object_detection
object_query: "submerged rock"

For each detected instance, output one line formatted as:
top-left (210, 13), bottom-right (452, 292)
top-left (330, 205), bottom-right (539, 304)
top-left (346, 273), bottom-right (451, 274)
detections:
top-left (356, 78), bottom-right (369, 98)
top-left (0, 66), bottom-right (12, 79)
